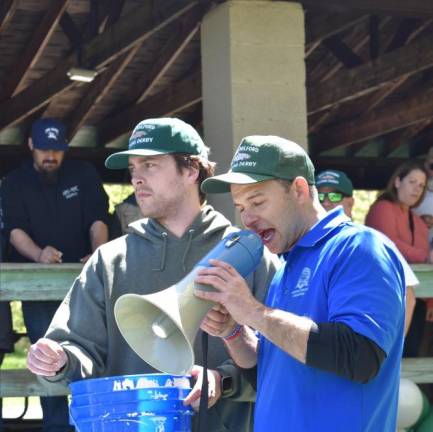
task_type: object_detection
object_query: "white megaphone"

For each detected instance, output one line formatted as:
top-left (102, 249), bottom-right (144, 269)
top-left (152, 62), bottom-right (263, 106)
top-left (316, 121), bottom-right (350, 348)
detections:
top-left (114, 230), bottom-right (263, 375)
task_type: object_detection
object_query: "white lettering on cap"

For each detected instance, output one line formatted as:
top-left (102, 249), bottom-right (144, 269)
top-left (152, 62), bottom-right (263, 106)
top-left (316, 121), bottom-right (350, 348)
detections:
top-left (45, 127), bottom-right (59, 140)
top-left (135, 137), bottom-right (153, 144)
top-left (233, 152), bottom-right (251, 163)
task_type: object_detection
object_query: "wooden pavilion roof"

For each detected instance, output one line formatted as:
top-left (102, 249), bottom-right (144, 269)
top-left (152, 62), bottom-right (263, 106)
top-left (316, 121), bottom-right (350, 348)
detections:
top-left (1, 0), bottom-right (433, 188)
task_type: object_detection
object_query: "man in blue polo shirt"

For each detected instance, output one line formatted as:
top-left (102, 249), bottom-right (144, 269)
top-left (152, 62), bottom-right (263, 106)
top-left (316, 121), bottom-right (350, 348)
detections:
top-left (195, 136), bottom-right (405, 431)
top-left (1, 118), bottom-right (109, 432)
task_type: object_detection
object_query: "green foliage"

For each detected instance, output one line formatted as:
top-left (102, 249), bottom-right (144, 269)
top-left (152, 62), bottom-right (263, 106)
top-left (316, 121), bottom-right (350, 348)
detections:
top-left (352, 190), bottom-right (379, 224)
top-left (2, 301), bottom-right (28, 369)
top-left (103, 183), bottom-right (134, 214)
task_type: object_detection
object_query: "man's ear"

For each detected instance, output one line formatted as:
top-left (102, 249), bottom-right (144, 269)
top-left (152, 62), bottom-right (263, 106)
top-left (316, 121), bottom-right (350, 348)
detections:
top-left (186, 160), bottom-right (200, 184)
top-left (292, 177), bottom-right (310, 202)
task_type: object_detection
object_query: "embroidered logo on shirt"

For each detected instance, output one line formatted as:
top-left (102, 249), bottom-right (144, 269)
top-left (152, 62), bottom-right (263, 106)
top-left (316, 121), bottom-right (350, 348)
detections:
top-left (62, 185), bottom-right (79, 199)
top-left (292, 267), bottom-right (311, 297)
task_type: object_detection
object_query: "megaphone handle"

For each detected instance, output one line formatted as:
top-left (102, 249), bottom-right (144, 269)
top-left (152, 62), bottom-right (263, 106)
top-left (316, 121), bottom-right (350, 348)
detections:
top-left (197, 331), bottom-right (209, 431)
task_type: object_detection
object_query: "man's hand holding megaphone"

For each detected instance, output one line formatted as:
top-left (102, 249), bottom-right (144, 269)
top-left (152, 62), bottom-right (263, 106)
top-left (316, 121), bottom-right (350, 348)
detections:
top-left (194, 258), bottom-right (262, 328)
top-left (194, 258), bottom-right (260, 370)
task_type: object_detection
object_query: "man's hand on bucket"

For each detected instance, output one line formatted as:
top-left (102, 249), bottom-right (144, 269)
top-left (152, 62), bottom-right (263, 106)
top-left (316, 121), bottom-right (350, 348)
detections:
top-left (183, 365), bottom-right (221, 411)
top-left (27, 337), bottom-right (68, 376)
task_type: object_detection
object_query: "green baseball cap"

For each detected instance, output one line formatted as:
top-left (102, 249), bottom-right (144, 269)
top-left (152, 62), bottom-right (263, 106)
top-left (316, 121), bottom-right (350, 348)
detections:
top-left (105, 117), bottom-right (208, 169)
top-left (315, 170), bottom-right (353, 196)
top-left (201, 135), bottom-right (315, 193)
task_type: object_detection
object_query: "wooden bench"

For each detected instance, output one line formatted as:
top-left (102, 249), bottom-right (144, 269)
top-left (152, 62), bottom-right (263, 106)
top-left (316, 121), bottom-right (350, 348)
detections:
top-left (0, 263), bottom-right (433, 397)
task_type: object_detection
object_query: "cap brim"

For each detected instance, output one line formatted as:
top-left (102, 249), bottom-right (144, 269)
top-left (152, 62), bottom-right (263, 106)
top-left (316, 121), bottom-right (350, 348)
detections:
top-left (201, 172), bottom-right (275, 193)
top-left (105, 149), bottom-right (171, 169)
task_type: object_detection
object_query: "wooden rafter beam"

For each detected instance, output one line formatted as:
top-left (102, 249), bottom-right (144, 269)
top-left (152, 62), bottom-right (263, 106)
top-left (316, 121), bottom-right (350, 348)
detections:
top-left (134, 7), bottom-right (202, 104)
top-left (360, 19), bottom-right (433, 113)
top-left (369, 15), bottom-right (380, 60)
top-left (294, 0), bottom-right (433, 17)
top-left (68, 5), bottom-right (203, 139)
top-left (309, 17), bottom-right (391, 84)
top-left (81, 1), bottom-right (198, 71)
top-left (382, 121), bottom-right (431, 157)
top-left (385, 18), bottom-right (421, 52)
top-left (305, 13), bottom-right (367, 57)
top-left (66, 46), bottom-right (141, 139)
top-left (322, 35), bottom-right (363, 68)
top-left (105, 0), bottom-right (125, 29)
top-left (0, 0), bottom-right (199, 130)
top-left (0, 0), bottom-right (15, 34)
top-left (59, 12), bottom-right (82, 48)
top-left (0, 0), bottom-right (69, 99)
top-left (315, 89), bottom-right (433, 152)
top-left (411, 122), bottom-right (433, 157)
top-left (308, 33), bottom-right (433, 114)
top-left (99, 71), bottom-right (202, 145)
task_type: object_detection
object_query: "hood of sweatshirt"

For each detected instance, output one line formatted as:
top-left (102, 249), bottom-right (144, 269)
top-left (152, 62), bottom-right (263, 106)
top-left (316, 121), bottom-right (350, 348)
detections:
top-left (127, 204), bottom-right (233, 272)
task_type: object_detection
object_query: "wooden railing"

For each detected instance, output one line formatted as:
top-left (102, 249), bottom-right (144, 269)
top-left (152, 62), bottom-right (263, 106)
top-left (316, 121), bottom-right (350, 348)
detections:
top-left (0, 263), bottom-right (80, 397)
top-left (0, 263), bottom-right (432, 397)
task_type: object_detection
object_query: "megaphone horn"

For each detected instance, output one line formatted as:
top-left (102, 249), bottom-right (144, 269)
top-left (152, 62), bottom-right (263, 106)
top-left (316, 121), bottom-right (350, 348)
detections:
top-left (114, 230), bottom-right (263, 375)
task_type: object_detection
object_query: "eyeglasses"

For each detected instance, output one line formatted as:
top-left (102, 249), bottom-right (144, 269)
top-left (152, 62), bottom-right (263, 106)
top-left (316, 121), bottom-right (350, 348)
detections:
top-left (318, 192), bottom-right (344, 203)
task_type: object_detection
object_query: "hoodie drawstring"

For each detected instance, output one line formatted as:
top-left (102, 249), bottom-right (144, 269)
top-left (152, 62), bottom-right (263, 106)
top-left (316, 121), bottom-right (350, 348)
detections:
top-left (152, 232), bottom-right (168, 271)
top-left (182, 229), bottom-right (195, 272)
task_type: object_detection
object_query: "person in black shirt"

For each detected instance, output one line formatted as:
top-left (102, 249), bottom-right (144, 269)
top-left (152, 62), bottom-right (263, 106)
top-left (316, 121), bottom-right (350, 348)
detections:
top-left (0, 118), bottom-right (109, 432)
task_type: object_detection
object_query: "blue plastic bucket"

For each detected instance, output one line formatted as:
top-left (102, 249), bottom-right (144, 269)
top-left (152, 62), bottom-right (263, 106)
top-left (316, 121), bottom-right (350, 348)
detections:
top-left (69, 374), bottom-right (193, 432)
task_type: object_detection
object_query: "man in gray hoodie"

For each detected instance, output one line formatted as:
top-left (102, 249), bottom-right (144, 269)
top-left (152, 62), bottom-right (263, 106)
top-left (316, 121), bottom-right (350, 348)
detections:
top-left (26, 117), bottom-right (279, 432)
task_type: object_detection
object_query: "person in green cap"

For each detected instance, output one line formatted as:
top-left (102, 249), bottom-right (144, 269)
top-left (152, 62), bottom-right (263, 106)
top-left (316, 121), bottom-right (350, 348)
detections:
top-left (195, 135), bottom-right (405, 432)
top-left (315, 169), bottom-right (354, 217)
top-left (26, 118), bottom-right (279, 432)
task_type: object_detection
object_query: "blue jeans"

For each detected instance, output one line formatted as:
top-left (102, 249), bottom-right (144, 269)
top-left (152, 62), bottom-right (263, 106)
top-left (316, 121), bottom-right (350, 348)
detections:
top-left (22, 301), bottom-right (74, 432)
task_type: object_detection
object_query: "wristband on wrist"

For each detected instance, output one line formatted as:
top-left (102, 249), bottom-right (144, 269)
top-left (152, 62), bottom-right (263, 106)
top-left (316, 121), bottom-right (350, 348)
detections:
top-left (222, 324), bottom-right (242, 342)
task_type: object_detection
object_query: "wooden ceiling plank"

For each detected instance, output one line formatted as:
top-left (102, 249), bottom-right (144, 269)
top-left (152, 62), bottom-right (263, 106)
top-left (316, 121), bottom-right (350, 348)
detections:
top-left (308, 32), bottom-right (433, 114)
top-left (81, 1), bottom-right (199, 71)
top-left (295, 0), bottom-right (433, 17)
top-left (345, 141), bottom-right (370, 157)
top-left (316, 89), bottom-right (433, 152)
top-left (106, 0), bottom-right (126, 28)
top-left (322, 35), bottom-right (363, 68)
top-left (369, 15), bottom-right (380, 60)
top-left (100, 72), bottom-right (202, 145)
top-left (385, 18), bottom-right (421, 52)
top-left (0, 0), bottom-right (15, 34)
top-left (135, 8), bottom-right (202, 104)
top-left (411, 128), bottom-right (433, 157)
top-left (382, 121), bottom-right (431, 157)
top-left (310, 19), bottom-right (380, 84)
top-left (67, 45), bottom-right (141, 139)
top-left (0, 0), bottom-right (70, 100)
top-left (348, 18), bottom-right (433, 115)
top-left (0, 0), bottom-right (198, 130)
top-left (59, 12), bottom-right (82, 48)
top-left (305, 13), bottom-right (367, 57)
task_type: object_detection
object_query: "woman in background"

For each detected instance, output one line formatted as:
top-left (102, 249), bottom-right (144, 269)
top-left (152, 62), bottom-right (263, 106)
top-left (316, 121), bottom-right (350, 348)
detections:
top-left (366, 160), bottom-right (430, 358)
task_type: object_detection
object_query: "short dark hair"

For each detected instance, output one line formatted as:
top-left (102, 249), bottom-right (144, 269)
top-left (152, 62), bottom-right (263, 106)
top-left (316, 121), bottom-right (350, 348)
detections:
top-left (172, 153), bottom-right (216, 204)
top-left (378, 160), bottom-right (428, 208)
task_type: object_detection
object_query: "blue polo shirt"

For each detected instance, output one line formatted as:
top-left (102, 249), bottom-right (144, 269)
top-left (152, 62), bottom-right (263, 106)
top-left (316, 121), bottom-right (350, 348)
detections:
top-left (255, 208), bottom-right (405, 432)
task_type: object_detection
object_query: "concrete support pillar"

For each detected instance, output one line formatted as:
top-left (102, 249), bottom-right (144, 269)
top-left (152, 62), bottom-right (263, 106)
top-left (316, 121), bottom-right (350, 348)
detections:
top-left (201, 0), bottom-right (307, 221)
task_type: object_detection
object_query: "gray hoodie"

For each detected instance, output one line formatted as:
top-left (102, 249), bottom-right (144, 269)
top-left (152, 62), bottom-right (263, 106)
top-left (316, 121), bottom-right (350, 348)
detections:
top-left (44, 205), bottom-right (279, 431)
